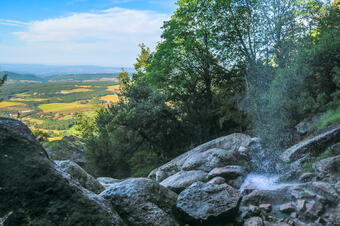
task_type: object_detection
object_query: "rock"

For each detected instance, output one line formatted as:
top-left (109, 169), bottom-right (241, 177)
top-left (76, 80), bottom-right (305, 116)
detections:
top-left (314, 155), bottom-right (340, 176)
top-left (100, 178), bottom-right (180, 226)
top-left (259, 204), bottom-right (272, 212)
top-left (304, 200), bottom-right (323, 220)
top-left (148, 133), bottom-right (252, 182)
top-left (176, 182), bottom-right (241, 225)
top-left (296, 199), bottom-right (306, 212)
top-left (290, 212), bottom-right (298, 218)
top-left (244, 217), bottom-right (264, 226)
top-left (207, 177), bottom-right (225, 185)
top-left (309, 181), bottom-right (339, 203)
top-left (181, 148), bottom-right (244, 172)
top-left (160, 170), bottom-right (208, 193)
top-left (295, 113), bottom-right (324, 135)
top-left (299, 173), bottom-right (315, 182)
top-left (279, 202), bottom-right (295, 214)
top-left (97, 177), bottom-right (122, 188)
top-left (281, 125), bottom-right (340, 162)
top-left (331, 142), bottom-right (340, 155)
top-left (208, 165), bottom-right (246, 180)
top-left (44, 135), bottom-right (87, 166)
top-left (242, 189), bottom-right (293, 206)
top-left (55, 160), bottom-right (105, 194)
top-left (0, 117), bottom-right (125, 226)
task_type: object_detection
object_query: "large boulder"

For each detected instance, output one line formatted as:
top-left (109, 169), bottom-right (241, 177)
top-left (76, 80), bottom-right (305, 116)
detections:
top-left (97, 177), bottom-right (122, 189)
top-left (160, 170), bottom-right (208, 193)
top-left (176, 181), bottom-right (241, 225)
top-left (55, 160), bottom-right (105, 194)
top-left (44, 135), bottom-right (87, 166)
top-left (313, 155), bottom-right (340, 177)
top-left (148, 133), bottom-right (252, 182)
top-left (281, 125), bottom-right (340, 162)
top-left (100, 178), bottom-right (181, 226)
top-left (0, 117), bottom-right (124, 226)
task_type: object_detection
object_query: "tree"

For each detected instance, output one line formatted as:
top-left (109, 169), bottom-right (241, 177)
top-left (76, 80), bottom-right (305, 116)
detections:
top-left (0, 74), bottom-right (7, 102)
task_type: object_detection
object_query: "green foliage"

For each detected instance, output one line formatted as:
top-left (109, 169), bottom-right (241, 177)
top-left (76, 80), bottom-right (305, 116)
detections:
top-left (316, 107), bottom-right (340, 129)
top-left (32, 129), bottom-right (49, 142)
top-left (0, 74), bottom-right (7, 102)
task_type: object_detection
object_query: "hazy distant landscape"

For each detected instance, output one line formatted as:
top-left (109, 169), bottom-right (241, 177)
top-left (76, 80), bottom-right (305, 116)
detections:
top-left (0, 70), bottom-right (120, 140)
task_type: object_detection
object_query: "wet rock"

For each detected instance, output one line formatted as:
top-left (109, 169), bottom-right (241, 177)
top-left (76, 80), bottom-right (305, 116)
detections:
top-left (299, 173), bottom-right (315, 182)
top-left (242, 189), bottom-right (293, 206)
top-left (295, 113), bottom-right (324, 135)
top-left (207, 176), bottom-right (225, 185)
top-left (259, 204), bottom-right (272, 212)
top-left (176, 181), bottom-right (241, 225)
top-left (208, 165), bottom-right (246, 180)
top-left (148, 133), bottom-right (252, 182)
top-left (100, 178), bottom-right (180, 226)
top-left (279, 202), bottom-right (295, 214)
top-left (314, 155), bottom-right (340, 176)
top-left (0, 118), bottom-right (125, 226)
top-left (331, 142), bottom-right (340, 155)
top-left (160, 170), bottom-right (208, 193)
top-left (310, 181), bottom-right (339, 203)
top-left (296, 199), bottom-right (306, 212)
top-left (97, 177), bottom-right (122, 188)
top-left (55, 160), bottom-right (105, 194)
top-left (281, 125), bottom-right (340, 162)
top-left (290, 212), bottom-right (298, 218)
top-left (304, 200), bottom-right (323, 220)
top-left (244, 216), bottom-right (264, 226)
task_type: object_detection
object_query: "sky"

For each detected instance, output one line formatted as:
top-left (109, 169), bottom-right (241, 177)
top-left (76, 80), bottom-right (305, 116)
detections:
top-left (0, 0), bottom-right (177, 67)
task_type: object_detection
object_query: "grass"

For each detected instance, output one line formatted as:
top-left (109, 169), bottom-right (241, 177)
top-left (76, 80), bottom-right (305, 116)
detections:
top-left (38, 102), bottom-right (90, 113)
top-left (316, 107), bottom-right (340, 129)
top-left (100, 95), bottom-right (119, 103)
top-left (0, 101), bottom-right (26, 108)
top-left (316, 148), bottom-right (335, 161)
top-left (301, 161), bottom-right (314, 172)
top-left (59, 88), bottom-right (93, 94)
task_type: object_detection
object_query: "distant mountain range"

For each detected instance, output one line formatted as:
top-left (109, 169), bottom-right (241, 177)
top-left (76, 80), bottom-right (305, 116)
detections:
top-left (0, 63), bottom-right (134, 76)
top-left (0, 71), bottom-right (121, 83)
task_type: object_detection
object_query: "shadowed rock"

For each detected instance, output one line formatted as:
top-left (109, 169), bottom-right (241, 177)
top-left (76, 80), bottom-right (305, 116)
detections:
top-left (0, 117), bottom-right (124, 226)
top-left (100, 178), bottom-right (181, 226)
top-left (55, 160), bottom-right (105, 194)
top-left (176, 182), bottom-right (241, 225)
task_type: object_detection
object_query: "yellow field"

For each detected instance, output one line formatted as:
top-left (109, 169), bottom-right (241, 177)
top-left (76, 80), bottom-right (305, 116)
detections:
top-left (58, 115), bottom-right (73, 120)
top-left (0, 101), bottom-right (26, 108)
top-left (48, 137), bottom-right (63, 141)
top-left (39, 101), bottom-right (90, 113)
top-left (75, 85), bottom-right (92, 88)
top-left (106, 85), bottom-right (120, 92)
top-left (60, 88), bottom-right (93, 94)
top-left (100, 95), bottom-right (119, 103)
top-left (10, 98), bottom-right (48, 102)
top-left (22, 118), bottom-right (44, 125)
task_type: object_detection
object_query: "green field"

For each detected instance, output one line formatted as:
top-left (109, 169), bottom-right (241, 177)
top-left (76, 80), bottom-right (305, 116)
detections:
top-left (0, 81), bottom-right (120, 139)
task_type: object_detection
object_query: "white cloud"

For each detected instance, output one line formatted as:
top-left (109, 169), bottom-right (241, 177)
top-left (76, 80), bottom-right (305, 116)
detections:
top-left (0, 19), bottom-right (28, 27)
top-left (3, 7), bottom-right (169, 67)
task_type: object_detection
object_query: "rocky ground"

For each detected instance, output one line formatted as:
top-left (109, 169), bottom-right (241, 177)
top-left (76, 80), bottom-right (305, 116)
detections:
top-left (0, 117), bottom-right (339, 225)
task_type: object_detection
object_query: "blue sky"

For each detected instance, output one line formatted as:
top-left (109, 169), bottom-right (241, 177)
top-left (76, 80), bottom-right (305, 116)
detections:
top-left (0, 0), bottom-right (177, 67)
